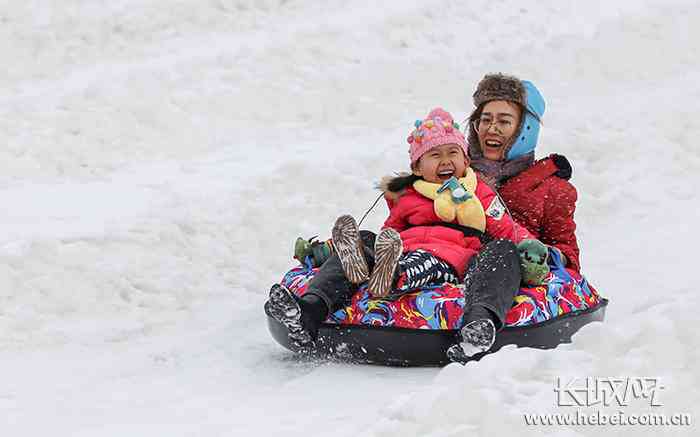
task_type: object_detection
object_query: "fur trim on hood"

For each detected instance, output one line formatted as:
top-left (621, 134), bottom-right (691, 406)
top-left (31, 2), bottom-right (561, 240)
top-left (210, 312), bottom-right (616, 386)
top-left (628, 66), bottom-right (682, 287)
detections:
top-left (377, 172), bottom-right (420, 202)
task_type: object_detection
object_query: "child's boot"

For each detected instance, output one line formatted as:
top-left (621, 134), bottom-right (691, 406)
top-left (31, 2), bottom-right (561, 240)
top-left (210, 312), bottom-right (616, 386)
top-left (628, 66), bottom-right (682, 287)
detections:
top-left (367, 228), bottom-right (403, 297)
top-left (268, 284), bottom-right (328, 347)
top-left (331, 215), bottom-right (370, 284)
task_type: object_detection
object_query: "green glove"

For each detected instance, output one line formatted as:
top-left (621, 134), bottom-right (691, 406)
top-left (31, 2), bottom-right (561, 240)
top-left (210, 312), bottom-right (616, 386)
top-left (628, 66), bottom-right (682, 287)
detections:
top-left (517, 239), bottom-right (549, 286)
top-left (293, 236), bottom-right (333, 268)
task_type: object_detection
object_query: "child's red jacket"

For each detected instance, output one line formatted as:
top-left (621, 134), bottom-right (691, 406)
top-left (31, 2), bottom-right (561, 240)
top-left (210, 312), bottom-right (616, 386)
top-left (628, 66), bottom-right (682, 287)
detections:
top-left (381, 175), bottom-right (531, 279)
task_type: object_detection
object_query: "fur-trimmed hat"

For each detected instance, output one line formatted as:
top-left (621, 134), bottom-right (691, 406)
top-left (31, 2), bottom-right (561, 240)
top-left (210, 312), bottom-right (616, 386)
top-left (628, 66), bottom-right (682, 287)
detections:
top-left (467, 74), bottom-right (545, 161)
top-left (472, 73), bottom-right (527, 108)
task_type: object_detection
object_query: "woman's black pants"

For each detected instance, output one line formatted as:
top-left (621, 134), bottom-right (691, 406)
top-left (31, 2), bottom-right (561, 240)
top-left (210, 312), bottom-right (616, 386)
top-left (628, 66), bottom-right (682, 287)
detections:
top-left (460, 239), bottom-right (521, 330)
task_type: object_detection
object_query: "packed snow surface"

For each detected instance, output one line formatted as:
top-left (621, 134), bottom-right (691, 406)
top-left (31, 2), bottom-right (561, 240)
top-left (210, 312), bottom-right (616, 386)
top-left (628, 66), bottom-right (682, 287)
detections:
top-left (1, 1), bottom-right (699, 436)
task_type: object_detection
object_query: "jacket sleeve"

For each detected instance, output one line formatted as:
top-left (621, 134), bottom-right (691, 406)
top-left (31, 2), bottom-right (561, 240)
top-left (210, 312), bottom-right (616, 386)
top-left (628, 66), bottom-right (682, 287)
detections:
top-left (382, 194), bottom-right (409, 232)
top-left (513, 220), bottom-right (536, 241)
top-left (541, 180), bottom-right (581, 271)
top-left (479, 183), bottom-right (530, 244)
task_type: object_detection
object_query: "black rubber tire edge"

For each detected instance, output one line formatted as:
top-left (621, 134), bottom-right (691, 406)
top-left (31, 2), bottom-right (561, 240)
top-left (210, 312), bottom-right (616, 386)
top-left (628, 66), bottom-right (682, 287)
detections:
top-left (265, 298), bottom-right (608, 367)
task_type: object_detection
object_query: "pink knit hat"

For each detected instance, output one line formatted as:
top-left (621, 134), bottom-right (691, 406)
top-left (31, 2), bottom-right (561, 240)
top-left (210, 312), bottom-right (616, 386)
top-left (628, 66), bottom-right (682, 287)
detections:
top-left (407, 108), bottom-right (468, 166)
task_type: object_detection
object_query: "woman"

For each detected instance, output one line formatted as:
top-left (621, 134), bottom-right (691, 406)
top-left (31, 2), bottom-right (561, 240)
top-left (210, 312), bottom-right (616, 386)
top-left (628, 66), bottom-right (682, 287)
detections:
top-left (466, 73), bottom-right (581, 272)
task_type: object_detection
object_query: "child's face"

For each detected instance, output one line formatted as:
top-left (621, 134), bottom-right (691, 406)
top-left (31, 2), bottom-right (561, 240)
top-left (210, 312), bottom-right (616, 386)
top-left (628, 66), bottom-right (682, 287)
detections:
top-left (413, 144), bottom-right (469, 184)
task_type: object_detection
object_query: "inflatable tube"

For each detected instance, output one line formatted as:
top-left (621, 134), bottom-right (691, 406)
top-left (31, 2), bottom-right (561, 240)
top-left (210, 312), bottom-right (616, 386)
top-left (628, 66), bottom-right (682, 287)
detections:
top-left (265, 298), bottom-right (608, 366)
top-left (266, 248), bottom-right (607, 366)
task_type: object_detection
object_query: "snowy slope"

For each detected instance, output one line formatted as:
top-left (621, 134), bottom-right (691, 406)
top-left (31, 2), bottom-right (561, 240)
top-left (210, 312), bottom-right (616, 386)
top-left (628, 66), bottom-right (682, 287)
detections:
top-left (1, 1), bottom-right (699, 436)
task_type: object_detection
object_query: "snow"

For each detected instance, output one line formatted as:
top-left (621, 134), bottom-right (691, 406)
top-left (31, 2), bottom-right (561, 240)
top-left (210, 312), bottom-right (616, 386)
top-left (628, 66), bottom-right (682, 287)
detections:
top-left (1, 1), bottom-right (699, 435)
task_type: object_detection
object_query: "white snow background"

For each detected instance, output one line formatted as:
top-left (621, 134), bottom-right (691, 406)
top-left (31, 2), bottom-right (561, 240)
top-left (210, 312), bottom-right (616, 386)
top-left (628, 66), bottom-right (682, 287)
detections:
top-left (1, 1), bottom-right (699, 436)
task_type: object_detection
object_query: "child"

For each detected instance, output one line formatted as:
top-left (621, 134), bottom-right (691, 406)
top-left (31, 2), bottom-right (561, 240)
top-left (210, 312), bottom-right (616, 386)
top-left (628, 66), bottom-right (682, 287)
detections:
top-left (269, 108), bottom-right (543, 362)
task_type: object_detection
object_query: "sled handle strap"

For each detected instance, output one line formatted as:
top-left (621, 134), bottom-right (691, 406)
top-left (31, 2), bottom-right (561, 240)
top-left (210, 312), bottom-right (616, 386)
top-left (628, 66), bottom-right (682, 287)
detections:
top-left (358, 193), bottom-right (385, 227)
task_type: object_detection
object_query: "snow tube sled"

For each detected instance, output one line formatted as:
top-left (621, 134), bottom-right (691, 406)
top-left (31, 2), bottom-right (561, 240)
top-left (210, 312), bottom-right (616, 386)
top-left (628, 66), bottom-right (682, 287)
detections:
top-left (266, 250), bottom-right (607, 366)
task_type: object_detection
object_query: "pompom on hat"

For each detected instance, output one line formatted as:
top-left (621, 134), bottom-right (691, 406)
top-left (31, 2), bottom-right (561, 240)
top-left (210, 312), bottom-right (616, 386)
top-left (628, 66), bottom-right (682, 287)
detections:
top-left (407, 108), bottom-right (468, 166)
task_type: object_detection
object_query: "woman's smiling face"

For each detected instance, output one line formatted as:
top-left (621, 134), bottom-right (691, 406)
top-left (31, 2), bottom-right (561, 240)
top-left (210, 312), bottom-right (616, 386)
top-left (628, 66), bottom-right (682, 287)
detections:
top-left (476, 100), bottom-right (523, 161)
top-left (412, 143), bottom-right (469, 184)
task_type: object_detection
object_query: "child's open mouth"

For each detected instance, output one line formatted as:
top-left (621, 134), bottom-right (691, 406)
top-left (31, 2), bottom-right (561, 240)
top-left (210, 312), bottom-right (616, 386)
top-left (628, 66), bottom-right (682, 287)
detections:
top-left (484, 139), bottom-right (503, 149)
top-left (437, 169), bottom-right (455, 181)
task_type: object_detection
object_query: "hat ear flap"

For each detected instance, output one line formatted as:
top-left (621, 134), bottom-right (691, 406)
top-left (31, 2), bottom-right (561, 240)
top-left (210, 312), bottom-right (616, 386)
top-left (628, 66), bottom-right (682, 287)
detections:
top-left (522, 80), bottom-right (545, 119)
top-left (506, 81), bottom-right (545, 161)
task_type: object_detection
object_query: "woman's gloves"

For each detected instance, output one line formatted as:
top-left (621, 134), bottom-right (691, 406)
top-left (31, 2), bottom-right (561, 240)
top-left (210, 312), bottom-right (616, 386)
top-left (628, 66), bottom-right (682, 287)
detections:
top-left (517, 239), bottom-right (550, 286)
top-left (294, 236), bottom-right (333, 268)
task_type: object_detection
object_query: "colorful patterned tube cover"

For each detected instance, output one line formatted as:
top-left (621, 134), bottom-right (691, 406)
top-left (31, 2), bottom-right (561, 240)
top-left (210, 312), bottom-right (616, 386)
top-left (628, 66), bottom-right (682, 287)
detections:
top-left (280, 249), bottom-right (601, 330)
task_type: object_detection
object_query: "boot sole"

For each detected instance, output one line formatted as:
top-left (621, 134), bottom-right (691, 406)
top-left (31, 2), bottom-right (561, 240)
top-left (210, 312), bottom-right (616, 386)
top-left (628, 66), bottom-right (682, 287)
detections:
top-left (268, 284), bottom-right (313, 346)
top-left (447, 318), bottom-right (496, 363)
top-left (332, 215), bottom-right (369, 284)
top-left (368, 228), bottom-right (403, 297)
